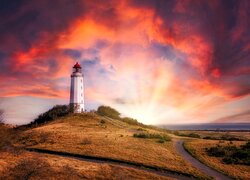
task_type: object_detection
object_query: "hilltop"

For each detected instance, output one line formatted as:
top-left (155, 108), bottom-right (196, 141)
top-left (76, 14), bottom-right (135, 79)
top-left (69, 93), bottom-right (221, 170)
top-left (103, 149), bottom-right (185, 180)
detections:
top-left (0, 112), bottom-right (210, 179)
top-left (1, 108), bottom-right (249, 179)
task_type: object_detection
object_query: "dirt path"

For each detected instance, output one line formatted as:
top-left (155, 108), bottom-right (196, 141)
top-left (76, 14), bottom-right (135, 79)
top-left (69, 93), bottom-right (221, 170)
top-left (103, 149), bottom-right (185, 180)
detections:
top-left (26, 148), bottom-right (193, 180)
top-left (174, 139), bottom-right (232, 180)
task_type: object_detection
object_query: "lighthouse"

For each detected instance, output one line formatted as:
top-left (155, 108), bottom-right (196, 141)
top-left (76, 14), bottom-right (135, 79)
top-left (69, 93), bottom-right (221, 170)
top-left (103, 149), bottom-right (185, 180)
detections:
top-left (70, 62), bottom-right (84, 113)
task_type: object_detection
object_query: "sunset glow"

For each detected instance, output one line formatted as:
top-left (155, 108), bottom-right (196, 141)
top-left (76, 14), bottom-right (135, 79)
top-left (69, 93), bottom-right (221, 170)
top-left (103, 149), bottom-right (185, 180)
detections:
top-left (0, 0), bottom-right (249, 125)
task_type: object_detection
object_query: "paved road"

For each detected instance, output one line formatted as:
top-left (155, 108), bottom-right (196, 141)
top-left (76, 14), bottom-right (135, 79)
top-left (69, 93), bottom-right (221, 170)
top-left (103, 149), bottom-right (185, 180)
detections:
top-left (27, 148), bottom-right (193, 180)
top-left (174, 139), bottom-right (232, 180)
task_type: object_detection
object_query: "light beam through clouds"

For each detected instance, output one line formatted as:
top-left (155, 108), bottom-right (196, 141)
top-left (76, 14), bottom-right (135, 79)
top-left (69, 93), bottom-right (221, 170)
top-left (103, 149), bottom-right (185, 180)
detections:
top-left (0, 0), bottom-right (249, 125)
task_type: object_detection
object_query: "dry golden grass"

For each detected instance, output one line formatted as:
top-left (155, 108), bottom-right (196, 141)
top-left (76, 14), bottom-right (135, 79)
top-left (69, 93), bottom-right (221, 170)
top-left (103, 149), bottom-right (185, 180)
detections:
top-left (0, 151), bottom-right (174, 180)
top-left (184, 139), bottom-right (250, 179)
top-left (15, 113), bottom-right (208, 179)
top-left (179, 130), bottom-right (250, 140)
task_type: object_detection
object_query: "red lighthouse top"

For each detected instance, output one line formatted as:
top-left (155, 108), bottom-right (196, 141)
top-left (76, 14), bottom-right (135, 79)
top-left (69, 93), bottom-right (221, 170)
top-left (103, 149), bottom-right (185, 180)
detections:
top-left (73, 62), bottom-right (81, 69)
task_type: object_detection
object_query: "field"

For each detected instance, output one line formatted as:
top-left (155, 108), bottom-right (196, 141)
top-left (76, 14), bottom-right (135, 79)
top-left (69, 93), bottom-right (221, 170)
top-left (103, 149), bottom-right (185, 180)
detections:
top-left (1, 113), bottom-right (249, 179)
top-left (0, 113), bottom-right (209, 179)
top-left (184, 139), bottom-right (250, 179)
top-left (0, 150), bottom-right (177, 180)
top-left (174, 130), bottom-right (250, 140)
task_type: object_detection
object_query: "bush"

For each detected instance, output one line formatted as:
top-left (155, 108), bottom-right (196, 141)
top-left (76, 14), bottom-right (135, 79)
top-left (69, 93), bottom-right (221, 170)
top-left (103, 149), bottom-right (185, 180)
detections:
top-left (223, 157), bottom-right (238, 164)
top-left (187, 133), bottom-right (201, 138)
top-left (100, 119), bottom-right (106, 124)
top-left (133, 133), bottom-right (171, 142)
top-left (176, 132), bottom-right (201, 138)
top-left (137, 128), bottom-right (146, 131)
top-left (157, 139), bottom-right (165, 143)
top-left (206, 146), bottom-right (225, 157)
top-left (29, 105), bottom-right (70, 126)
top-left (242, 141), bottom-right (250, 150)
top-left (232, 150), bottom-right (249, 159)
top-left (220, 134), bottom-right (243, 141)
top-left (121, 117), bottom-right (143, 126)
top-left (97, 106), bottom-right (120, 119)
top-left (207, 141), bottom-right (250, 165)
top-left (203, 136), bottom-right (218, 140)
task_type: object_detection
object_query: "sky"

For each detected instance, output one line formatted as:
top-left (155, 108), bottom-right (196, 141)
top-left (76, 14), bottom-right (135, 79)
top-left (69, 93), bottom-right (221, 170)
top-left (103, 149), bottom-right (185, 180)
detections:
top-left (0, 0), bottom-right (249, 125)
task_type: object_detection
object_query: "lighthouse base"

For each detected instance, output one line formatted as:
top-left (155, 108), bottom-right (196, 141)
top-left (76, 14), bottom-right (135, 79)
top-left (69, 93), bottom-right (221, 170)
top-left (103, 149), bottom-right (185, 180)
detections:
top-left (70, 103), bottom-right (85, 113)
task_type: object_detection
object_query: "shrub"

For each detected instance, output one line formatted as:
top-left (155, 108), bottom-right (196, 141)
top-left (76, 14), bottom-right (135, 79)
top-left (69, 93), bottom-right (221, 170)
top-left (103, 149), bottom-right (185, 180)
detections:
top-left (220, 134), bottom-right (243, 141)
top-left (121, 117), bottom-right (143, 126)
top-left (223, 157), bottom-right (238, 164)
top-left (133, 133), bottom-right (171, 142)
top-left (97, 106), bottom-right (120, 119)
top-left (242, 141), bottom-right (250, 150)
top-left (137, 128), bottom-right (146, 131)
top-left (232, 150), bottom-right (248, 159)
top-left (187, 133), bottom-right (201, 138)
top-left (133, 133), bottom-right (148, 138)
top-left (203, 136), bottom-right (218, 140)
top-left (207, 141), bottom-right (250, 165)
top-left (29, 105), bottom-right (70, 126)
top-left (176, 132), bottom-right (201, 138)
top-left (100, 119), bottom-right (106, 124)
top-left (157, 139), bottom-right (165, 143)
top-left (206, 146), bottom-right (225, 157)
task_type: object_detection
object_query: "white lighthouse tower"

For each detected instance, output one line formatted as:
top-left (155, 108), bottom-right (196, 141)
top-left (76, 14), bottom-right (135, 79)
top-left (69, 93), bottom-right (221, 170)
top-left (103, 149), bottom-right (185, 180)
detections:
top-left (70, 62), bottom-right (84, 113)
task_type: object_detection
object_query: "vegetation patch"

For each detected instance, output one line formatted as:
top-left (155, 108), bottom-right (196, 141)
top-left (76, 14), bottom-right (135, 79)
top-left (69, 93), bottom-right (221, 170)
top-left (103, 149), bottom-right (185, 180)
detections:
top-left (97, 106), bottom-right (120, 119)
top-left (203, 135), bottom-right (245, 141)
top-left (28, 105), bottom-right (70, 127)
top-left (133, 133), bottom-right (171, 143)
top-left (174, 131), bottom-right (201, 138)
top-left (206, 141), bottom-right (250, 165)
top-left (121, 117), bottom-right (144, 126)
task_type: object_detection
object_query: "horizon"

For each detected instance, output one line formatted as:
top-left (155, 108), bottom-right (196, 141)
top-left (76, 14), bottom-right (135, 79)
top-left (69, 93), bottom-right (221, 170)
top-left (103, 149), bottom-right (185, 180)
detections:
top-left (0, 0), bottom-right (249, 125)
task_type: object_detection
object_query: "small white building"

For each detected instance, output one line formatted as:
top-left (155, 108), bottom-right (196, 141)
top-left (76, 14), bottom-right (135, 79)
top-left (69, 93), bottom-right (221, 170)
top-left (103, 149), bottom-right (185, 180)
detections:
top-left (70, 62), bottom-right (84, 113)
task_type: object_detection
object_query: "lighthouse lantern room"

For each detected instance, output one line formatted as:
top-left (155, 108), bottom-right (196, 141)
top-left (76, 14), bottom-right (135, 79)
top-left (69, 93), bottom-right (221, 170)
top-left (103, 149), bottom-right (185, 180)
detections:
top-left (70, 62), bottom-right (84, 113)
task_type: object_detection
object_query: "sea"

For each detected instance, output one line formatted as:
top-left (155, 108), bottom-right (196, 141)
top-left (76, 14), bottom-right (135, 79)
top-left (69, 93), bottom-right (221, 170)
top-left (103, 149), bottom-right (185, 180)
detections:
top-left (159, 123), bottom-right (250, 131)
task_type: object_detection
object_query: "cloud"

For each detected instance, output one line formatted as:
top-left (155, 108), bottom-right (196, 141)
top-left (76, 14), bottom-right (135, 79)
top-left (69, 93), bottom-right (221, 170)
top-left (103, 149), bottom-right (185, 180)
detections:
top-left (213, 110), bottom-right (250, 123)
top-left (0, 0), bottom-right (249, 125)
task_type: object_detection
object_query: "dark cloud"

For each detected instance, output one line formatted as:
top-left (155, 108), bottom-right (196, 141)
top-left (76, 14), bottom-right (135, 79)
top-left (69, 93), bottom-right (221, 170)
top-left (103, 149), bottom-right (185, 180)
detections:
top-left (213, 109), bottom-right (250, 123)
top-left (130, 0), bottom-right (250, 98)
top-left (0, 0), bottom-right (85, 53)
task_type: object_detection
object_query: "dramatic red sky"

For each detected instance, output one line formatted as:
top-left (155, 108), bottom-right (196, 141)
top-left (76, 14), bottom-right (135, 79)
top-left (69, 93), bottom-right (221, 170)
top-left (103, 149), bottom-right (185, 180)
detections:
top-left (0, 0), bottom-right (249, 125)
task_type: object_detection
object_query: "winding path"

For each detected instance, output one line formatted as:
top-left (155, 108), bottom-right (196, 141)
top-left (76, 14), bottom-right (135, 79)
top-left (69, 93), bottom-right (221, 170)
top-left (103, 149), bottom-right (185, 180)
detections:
top-left (174, 139), bottom-right (231, 180)
top-left (26, 148), bottom-right (192, 180)
top-left (26, 139), bottom-right (232, 179)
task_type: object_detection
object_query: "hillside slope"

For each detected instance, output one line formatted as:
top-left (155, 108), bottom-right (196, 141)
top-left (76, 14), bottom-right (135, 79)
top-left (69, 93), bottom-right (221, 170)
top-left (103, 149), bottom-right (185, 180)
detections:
top-left (0, 113), bottom-right (210, 179)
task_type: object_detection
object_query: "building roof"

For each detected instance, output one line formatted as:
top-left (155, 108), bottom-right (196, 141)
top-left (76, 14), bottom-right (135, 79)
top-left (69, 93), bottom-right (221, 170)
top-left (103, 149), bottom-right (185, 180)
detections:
top-left (73, 62), bottom-right (81, 69)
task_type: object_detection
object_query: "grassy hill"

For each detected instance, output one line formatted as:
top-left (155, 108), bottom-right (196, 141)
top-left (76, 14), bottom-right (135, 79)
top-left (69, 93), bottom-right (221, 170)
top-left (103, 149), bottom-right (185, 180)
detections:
top-left (0, 112), bottom-right (210, 179)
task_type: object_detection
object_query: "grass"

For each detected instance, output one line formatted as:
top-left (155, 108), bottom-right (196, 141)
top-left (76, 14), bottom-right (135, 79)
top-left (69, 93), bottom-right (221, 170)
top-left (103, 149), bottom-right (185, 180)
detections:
top-left (174, 131), bottom-right (201, 138)
top-left (133, 132), bottom-right (171, 143)
top-left (184, 139), bottom-right (250, 179)
top-left (0, 151), bottom-right (173, 180)
top-left (206, 141), bottom-right (250, 165)
top-left (10, 113), bottom-right (208, 179)
top-left (175, 130), bottom-right (249, 141)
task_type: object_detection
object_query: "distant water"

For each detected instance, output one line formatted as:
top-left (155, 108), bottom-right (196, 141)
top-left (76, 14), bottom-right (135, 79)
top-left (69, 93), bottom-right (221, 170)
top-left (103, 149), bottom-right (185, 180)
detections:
top-left (159, 123), bottom-right (250, 131)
